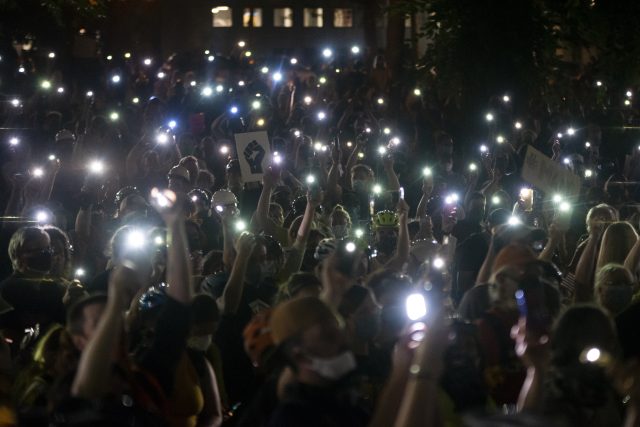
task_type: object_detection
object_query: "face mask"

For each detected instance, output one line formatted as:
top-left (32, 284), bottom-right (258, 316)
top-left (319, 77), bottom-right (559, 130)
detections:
top-left (259, 260), bottom-right (279, 281)
top-left (332, 224), bottom-right (349, 239)
top-left (25, 249), bottom-right (53, 273)
top-left (187, 335), bottom-right (212, 352)
top-left (376, 236), bottom-right (397, 255)
top-left (352, 180), bottom-right (367, 193)
top-left (309, 351), bottom-right (356, 380)
top-left (354, 313), bottom-right (380, 341)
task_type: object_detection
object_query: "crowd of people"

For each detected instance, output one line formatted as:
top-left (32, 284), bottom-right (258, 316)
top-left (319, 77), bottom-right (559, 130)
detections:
top-left (0, 41), bottom-right (638, 427)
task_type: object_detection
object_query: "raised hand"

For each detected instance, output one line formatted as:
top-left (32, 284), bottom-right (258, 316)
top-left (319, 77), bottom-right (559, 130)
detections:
top-left (243, 140), bottom-right (266, 174)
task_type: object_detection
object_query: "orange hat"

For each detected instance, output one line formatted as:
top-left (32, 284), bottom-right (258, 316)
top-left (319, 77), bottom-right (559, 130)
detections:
top-left (269, 297), bottom-right (340, 345)
top-left (492, 243), bottom-right (537, 274)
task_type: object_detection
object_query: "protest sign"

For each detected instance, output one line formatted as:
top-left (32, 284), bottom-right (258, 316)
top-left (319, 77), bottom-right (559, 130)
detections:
top-left (522, 145), bottom-right (581, 196)
top-left (234, 131), bottom-right (271, 183)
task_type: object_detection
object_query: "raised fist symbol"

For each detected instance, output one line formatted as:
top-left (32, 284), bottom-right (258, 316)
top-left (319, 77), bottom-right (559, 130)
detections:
top-left (243, 140), bottom-right (266, 174)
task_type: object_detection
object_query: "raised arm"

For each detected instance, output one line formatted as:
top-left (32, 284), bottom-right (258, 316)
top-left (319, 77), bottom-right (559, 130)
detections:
top-left (217, 233), bottom-right (255, 314)
top-left (255, 167), bottom-right (282, 237)
top-left (573, 228), bottom-right (602, 303)
top-left (72, 266), bottom-right (140, 398)
top-left (383, 155), bottom-right (400, 192)
top-left (385, 199), bottom-right (410, 272)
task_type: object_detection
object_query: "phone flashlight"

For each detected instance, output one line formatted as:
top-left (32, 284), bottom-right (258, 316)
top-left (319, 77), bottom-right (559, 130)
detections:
top-left (202, 86), bottom-right (213, 97)
top-left (156, 133), bottom-right (169, 144)
top-left (261, 66), bottom-right (269, 74)
top-left (322, 48), bottom-right (333, 58)
top-left (273, 152), bottom-right (283, 165)
top-left (585, 169), bottom-right (593, 178)
top-left (372, 184), bottom-right (382, 195)
top-left (508, 216), bottom-right (521, 226)
top-left (351, 45), bottom-right (360, 54)
top-left (252, 100), bottom-right (261, 109)
top-left (111, 75), bottom-right (121, 84)
top-left (469, 163), bottom-right (477, 172)
top-left (480, 144), bottom-right (488, 153)
top-left (383, 127), bottom-right (391, 135)
top-left (496, 135), bottom-right (505, 144)
top-left (413, 88), bottom-right (421, 96)
top-left (405, 293), bottom-right (427, 321)
top-left (167, 120), bottom-right (177, 129)
top-left (502, 95), bottom-right (510, 103)
top-left (355, 229), bottom-right (364, 239)
top-left (567, 127), bottom-right (575, 136)
top-left (125, 229), bottom-right (146, 250)
top-left (75, 268), bottom-right (86, 278)
top-left (230, 106), bottom-right (239, 115)
top-left (390, 137), bottom-right (401, 146)
top-left (294, 130), bottom-right (301, 138)
top-left (485, 112), bottom-right (494, 122)
top-left (35, 211), bottom-right (49, 223)
top-left (290, 57), bottom-right (298, 65)
top-left (378, 146), bottom-right (387, 156)
top-left (215, 85), bottom-right (224, 93)
top-left (399, 187), bottom-right (405, 200)
top-left (514, 121), bottom-right (522, 129)
top-left (88, 160), bottom-right (104, 174)
top-left (109, 112), bottom-right (119, 122)
top-left (9, 137), bottom-right (19, 146)
top-left (306, 175), bottom-right (316, 185)
top-left (219, 145), bottom-right (229, 155)
top-left (303, 96), bottom-right (313, 105)
top-left (215, 205), bottom-right (224, 213)
top-left (377, 97), bottom-right (384, 105)
top-left (235, 220), bottom-right (247, 232)
top-left (157, 72), bottom-right (166, 79)
top-left (317, 111), bottom-right (327, 121)
top-left (32, 167), bottom-right (44, 178)
top-left (257, 118), bottom-right (266, 127)
top-left (48, 154), bottom-right (56, 161)
top-left (272, 72), bottom-right (283, 82)
top-left (345, 242), bottom-right (356, 253)
top-left (10, 98), bottom-right (20, 107)
top-left (432, 257), bottom-right (445, 269)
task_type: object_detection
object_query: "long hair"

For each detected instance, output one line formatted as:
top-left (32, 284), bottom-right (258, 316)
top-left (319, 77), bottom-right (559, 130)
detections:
top-left (596, 221), bottom-right (637, 271)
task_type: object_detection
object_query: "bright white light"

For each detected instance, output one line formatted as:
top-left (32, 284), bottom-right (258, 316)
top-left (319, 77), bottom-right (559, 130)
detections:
top-left (503, 95), bottom-right (510, 102)
top-left (317, 111), bottom-right (327, 121)
top-left (156, 133), bottom-right (169, 144)
top-left (10, 98), bottom-right (20, 107)
top-left (351, 45), bottom-right (360, 54)
top-left (57, 87), bottom-right (64, 94)
top-left (244, 51), bottom-right (252, 57)
top-left (41, 80), bottom-right (51, 90)
top-left (322, 48), bottom-right (333, 58)
top-left (557, 132), bottom-right (563, 138)
top-left (357, 152), bottom-right (365, 159)
top-left (378, 146), bottom-right (387, 155)
top-left (514, 121), bottom-right (522, 129)
top-left (216, 84), bottom-right (224, 93)
top-left (433, 257), bottom-right (445, 269)
top-left (157, 71), bottom-right (165, 79)
top-left (355, 229), bottom-right (364, 238)
top-left (625, 99), bottom-right (631, 106)
top-left (32, 167), bottom-right (44, 177)
top-left (109, 111), bottom-right (119, 121)
top-left (319, 76), bottom-right (327, 85)
top-left (290, 57), bottom-right (298, 65)
top-left (207, 55), bottom-right (215, 62)
top-left (303, 96), bottom-right (313, 105)
top-left (585, 141), bottom-right (591, 148)
top-left (167, 120), bottom-right (177, 130)
top-left (88, 160), bottom-right (104, 174)
top-left (508, 216), bottom-right (521, 226)
top-left (202, 86), bottom-right (213, 97)
top-left (86, 91), bottom-right (93, 98)
top-left (9, 137), bottom-right (19, 146)
top-left (143, 58), bottom-right (152, 66)
top-left (238, 40), bottom-right (246, 48)
top-left (306, 175), bottom-right (316, 185)
top-left (492, 196), bottom-right (500, 205)
top-left (585, 347), bottom-right (601, 363)
top-left (48, 52), bottom-right (56, 59)
top-left (422, 167), bottom-right (432, 177)
top-left (154, 236), bottom-right (164, 246)
top-left (126, 230), bottom-right (146, 250)
top-left (365, 127), bottom-right (371, 133)
top-left (215, 205), bottom-right (224, 213)
top-left (485, 113), bottom-right (494, 122)
top-left (496, 135), bottom-right (505, 144)
top-left (406, 293), bottom-right (427, 321)
top-left (219, 145), bottom-right (229, 155)
top-left (257, 118), bottom-right (266, 127)
top-left (238, 80), bottom-right (245, 87)
top-left (294, 130), bottom-right (301, 137)
top-left (111, 75), bottom-right (121, 84)
top-left (75, 268), bottom-right (85, 278)
top-left (559, 201), bottom-right (571, 212)
top-left (480, 144), bottom-right (488, 153)
top-left (190, 80), bottom-right (197, 87)
top-left (132, 97), bottom-right (140, 104)
top-left (230, 106), bottom-right (239, 114)
top-left (383, 127), bottom-right (391, 135)
top-left (627, 90), bottom-right (633, 98)
top-left (390, 137), bottom-right (401, 146)
top-left (563, 157), bottom-right (570, 165)
top-left (272, 72), bottom-right (283, 82)
top-left (552, 194), bottom-right (563, 203)
top-left (191, 195), bottom-right (198, 202)
top-left (124, 52), bottom-right (131, 59)
top-left (373, 184), bottom-right (382, 194)
top-left (235, 220), bottom-right (247, 232)
top-left (585, 169), bottom-right (593, 178)
top-left (106, 55), bottom-right (113, 61)
top-left (413, 88), bottom-right (421, 96)
top-left (18, 66), bottom-right (25, 73)
top-left (35, 211), bottom-right (49, 223)
top-left (273, 153), bottom-right (282, 164)
top-left (377, 97), bottom-right (384, 105)
top-left (48, 154), bottom-right (56, 161)
top-left (252, 100), bottom-right (261, 109)
top-left (567, 127), bottom-right (575, 136)
top-left (346, 141), bottom-right (353, 148)
top-left (261, 66), bottom-right (269, 74)
top-left (469, 163), bottom-right (477, 171)
top-left (345, 242), bottom-right (356, 253)
top-left (596, 81), bottom-right (602, 87)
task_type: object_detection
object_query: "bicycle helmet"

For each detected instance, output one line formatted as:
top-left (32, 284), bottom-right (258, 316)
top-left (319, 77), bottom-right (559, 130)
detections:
top-left (373, 210), bottom-right (399, 230)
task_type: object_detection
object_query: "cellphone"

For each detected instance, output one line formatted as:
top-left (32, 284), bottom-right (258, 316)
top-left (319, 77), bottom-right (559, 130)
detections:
top-left (515, 273), bottom-right (551, 337)
top-left (520, 189), bottom-right (534, 212)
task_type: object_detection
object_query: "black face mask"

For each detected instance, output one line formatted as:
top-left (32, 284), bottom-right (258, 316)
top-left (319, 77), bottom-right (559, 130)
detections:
top-left (25, 249), bottom-right (53, 273)
top-left (376, 237), bottom-right (397, 255)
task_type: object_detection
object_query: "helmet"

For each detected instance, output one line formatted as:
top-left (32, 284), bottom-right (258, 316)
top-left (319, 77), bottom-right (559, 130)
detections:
top-left (314, 238), bottom-right (337, 260)
top-left (168, 165), bottom-right (190, 182)
top-left (243, 309), bottom-right (275, 368)
top-left (373, 210), bottom-right (399, 229)
top-left (55, 129), bottom-right (75, 142)
top-left (211, 189), bottom-right (238, 208)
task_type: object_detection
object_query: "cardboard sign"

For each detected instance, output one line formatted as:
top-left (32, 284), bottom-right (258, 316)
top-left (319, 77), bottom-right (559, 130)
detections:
top-left (521, 145), bottom-right (581, 195)
top-left (234, 131), bottom-right (271, 183)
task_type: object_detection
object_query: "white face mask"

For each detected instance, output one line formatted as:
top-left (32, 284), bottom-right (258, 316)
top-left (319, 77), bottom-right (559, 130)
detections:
top-left (309, 351), bottom-right (356, 380)
top-left (187, 335), bottom-right (212, 352)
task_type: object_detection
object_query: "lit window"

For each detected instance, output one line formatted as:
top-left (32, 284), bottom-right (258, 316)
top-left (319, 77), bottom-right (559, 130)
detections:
top-left (334, 9), bottom-right (353, 28)
top-left (274, 8), bottom-right (293, 27)
top-left (243, 8), bottom-right (263, 27)
top-left (212, 6), bottom-right (232, 27)
top-left (304, 8), bottom-right (323, 27)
